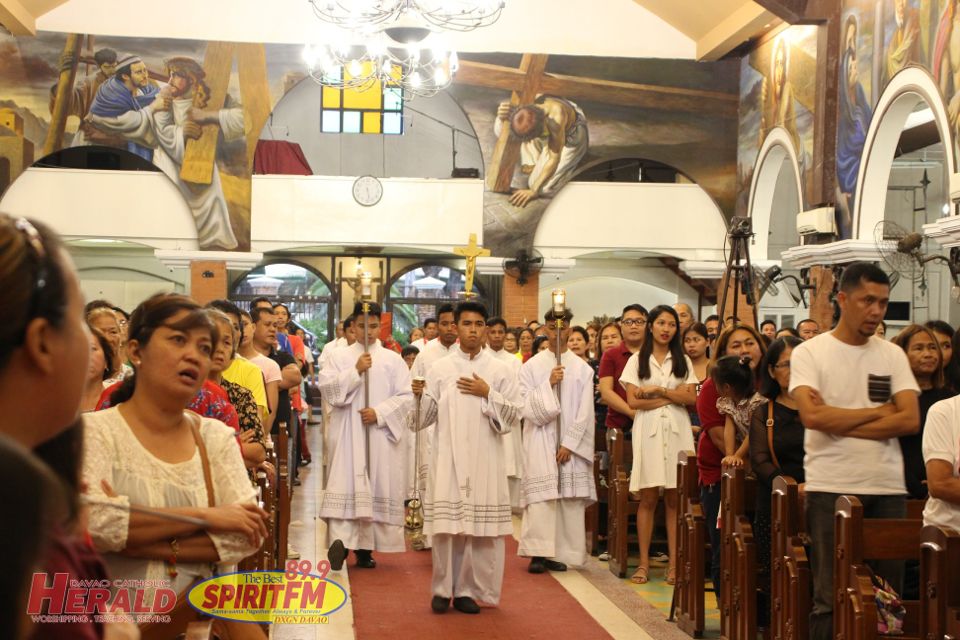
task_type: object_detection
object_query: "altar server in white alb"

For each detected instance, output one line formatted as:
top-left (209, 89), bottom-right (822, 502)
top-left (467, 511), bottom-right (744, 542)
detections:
top-left (484, 316), bottom-right (525, 511)
top-left (518, 308), bottom-right (596, 573)
top-left (319, 302), bottom-right (412, 571)
top-left (406, 302), bottom-right (459, 548)
top-left (411, 301), bottom-right (521, 615)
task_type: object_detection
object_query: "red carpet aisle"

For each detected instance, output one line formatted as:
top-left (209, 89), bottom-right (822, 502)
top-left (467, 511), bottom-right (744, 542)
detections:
top-left (348, 536), bottom-right (614, 639)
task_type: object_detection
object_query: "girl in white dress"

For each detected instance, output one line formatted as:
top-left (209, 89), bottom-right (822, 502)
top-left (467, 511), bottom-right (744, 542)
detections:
top-left (83, 293), bottom-right (269, 627)
top-left (619, 305), bottom-right (698, 585)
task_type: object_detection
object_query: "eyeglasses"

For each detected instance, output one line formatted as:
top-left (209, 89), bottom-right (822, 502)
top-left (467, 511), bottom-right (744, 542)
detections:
top-left (14, 218), bottom-right (48, 335)
top-left (621, 319), bottom-right (647, 327)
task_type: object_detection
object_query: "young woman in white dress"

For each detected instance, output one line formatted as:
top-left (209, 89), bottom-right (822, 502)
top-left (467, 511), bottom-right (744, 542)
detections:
top-left (619, 305), bottom-right (698, 585)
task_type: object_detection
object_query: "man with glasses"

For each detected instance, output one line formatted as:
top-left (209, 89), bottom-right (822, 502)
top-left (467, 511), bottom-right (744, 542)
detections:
top-left (598, 304), bottom-right (648, 440)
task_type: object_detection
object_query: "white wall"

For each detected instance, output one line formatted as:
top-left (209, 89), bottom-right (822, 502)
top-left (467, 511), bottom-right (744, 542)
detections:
top-left (533, 182), bottom-right (727, 260)
top-left (538, 259), bottom-right (702, 323)
top-left (0, 168), bottom-right (200, 250)
top-left (251, 175), bottom-right (484, 252)
top-left (262, 79), bottom-right (484, 180)
top-left (70, 248), bottom-right (188, 311)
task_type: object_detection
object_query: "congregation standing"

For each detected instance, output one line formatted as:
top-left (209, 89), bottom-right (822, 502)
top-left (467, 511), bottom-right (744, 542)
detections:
top-left (4, 210), bottom-right (960, 637)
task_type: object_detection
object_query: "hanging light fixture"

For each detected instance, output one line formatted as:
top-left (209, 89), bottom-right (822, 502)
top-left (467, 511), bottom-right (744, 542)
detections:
top-left (304, 0), bottom-right (500, 96)
top-left (308, 1), bottom-right (505, 33)
top-left (303, 33), bottom-right (459, 96)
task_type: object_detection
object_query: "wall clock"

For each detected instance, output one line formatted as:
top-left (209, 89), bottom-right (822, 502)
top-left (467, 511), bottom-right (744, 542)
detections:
top-left (352, 175), bottom-right (383, 207)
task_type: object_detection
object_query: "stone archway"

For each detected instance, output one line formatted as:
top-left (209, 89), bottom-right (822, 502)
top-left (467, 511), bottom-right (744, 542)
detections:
top-left (853, 66), bottom-right (954, 240)
top-left (748, 127), bottom-right (804, 260)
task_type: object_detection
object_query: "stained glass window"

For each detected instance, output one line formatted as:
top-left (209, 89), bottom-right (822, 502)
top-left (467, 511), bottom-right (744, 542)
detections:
top-left (320, 63), bottom-right (403, 135)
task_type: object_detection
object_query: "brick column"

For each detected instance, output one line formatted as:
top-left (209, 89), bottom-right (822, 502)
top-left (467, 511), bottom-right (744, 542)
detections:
top-left (501, 273), bottom-right (540, 327)
top-left (190, 260), bottom-right (227, 305)
top-left (807, 265), bottom-right (835, 331)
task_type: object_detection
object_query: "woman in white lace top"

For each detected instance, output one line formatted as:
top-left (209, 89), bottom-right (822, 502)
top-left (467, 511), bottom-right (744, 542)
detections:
top-left (82, 293), bottom-right (268, 598)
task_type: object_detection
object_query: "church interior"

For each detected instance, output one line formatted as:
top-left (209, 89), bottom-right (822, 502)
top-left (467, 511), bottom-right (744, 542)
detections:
top-left (5, 0), bottom-right (960, 639)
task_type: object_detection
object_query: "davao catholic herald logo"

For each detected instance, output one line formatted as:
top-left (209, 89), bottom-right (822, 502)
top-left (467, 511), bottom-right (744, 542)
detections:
top-left (189, 560), bottom-right (348, 624)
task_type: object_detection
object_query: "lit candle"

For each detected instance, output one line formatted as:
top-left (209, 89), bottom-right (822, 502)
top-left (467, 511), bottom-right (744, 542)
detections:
top-left (360, 271), bottom-right (373, 299)
top-left (551, 289), bottom-right (566, 315)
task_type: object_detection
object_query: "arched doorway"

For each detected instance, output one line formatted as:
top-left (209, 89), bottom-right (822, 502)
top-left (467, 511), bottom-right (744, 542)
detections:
top-left (749, 127), bottom-right (805, 327)
top-left (855, 67), bottom-right (954, 326)
top-left (386, 262), bottom-right (486, 345)
top-left (231, 261), bottom-right (334, 343)
top-left (854, 67), bottom-right (955, 239)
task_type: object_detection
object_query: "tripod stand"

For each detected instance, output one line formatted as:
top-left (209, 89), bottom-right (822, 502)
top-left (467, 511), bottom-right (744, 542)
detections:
top-left (717, 217), bottom-right (759, 329)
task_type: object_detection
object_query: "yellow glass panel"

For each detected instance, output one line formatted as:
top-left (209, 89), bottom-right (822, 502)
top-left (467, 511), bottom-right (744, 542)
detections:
top-left (322, 86), bottom-right (341, 108)
top-left (362, 112), bottom-right (381, 134)
top-left (344, 83), bottom-right (383, 109)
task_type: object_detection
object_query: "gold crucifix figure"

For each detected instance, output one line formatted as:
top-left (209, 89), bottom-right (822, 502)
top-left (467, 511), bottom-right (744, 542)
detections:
top-left (453, 233), bottom-right (490, 298)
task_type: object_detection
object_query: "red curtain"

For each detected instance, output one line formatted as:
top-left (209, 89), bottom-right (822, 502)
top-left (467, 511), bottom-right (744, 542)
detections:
top-left (253, 140), bottom-right (313, 175)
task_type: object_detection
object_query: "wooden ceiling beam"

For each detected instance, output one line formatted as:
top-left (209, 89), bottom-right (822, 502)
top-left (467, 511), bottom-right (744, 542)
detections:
top-left (455, 61), bottom-right (738, 116)
top-left (697, 3), bottom-right (778, 61)
top-left (753, 0), bottom-right (808, 24)
top-left (0, 0), bottom-right (36, 35)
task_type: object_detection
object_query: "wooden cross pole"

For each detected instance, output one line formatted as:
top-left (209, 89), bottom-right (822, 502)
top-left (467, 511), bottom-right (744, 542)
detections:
top-left (179, 42), bottom-right (272, 185)
top-left (44, 33), bottom-right (82, 157)
top-left (485, 53), bottom-right (549, 194)
top-left (453, 233), bottom-right (491, 297)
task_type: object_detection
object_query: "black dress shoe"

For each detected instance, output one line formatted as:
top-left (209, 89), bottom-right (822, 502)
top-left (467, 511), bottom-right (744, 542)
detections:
top-left (452, 597), bottom-right (480, 614)
top-left (355, 549), bottom-right (376, 569)
top-left (431, 596), bottom-right (450, 613)
top-left (528, 557), bottom-right (546, 574)
top-left (544, 559), bottom-right (568, 572)
top-left (327, 539), bottom-right (346, 571)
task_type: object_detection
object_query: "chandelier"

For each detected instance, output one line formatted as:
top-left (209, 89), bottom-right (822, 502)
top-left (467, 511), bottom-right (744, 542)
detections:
top-left (308, 1), bottom-right (505, 33)
top-left (303, 0), bottom-right (505, 96)
top-left (303, 35), bottom-right (459, 97)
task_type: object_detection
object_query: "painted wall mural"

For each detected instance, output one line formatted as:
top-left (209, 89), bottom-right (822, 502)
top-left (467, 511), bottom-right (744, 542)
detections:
top-left (0, 32), bottom-right (739, 256)
top-left (736, 25), bottom-right (819, 219)
top-left (451, 53), bottom-right (740, 256)
top-left (834, 0), bottom-right (958, 238)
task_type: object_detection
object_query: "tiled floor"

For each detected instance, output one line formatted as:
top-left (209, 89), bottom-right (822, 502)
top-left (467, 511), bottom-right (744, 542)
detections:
top-left (619, 561), bottom-right (721, 636)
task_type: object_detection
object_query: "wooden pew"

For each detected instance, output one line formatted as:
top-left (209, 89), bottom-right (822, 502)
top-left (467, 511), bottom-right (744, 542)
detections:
top-left (920, 524), bottom-right (960, 640)
top-left (719, 464), bottom-right (757, 640)
top-left (257, 465), bottom-right (275, 570)
top-left (676, 450), bottom-right (705, 638)
top-left (584, 453), bottom-right (607, 556)
top-left (770, 476), bottom-right (809, 640)
top-left (606, 426), bottom-right (633, 578)
top-left (834, 495), bottom-right (923, 640)
top-left (277, 422), bottom-right (292, 565)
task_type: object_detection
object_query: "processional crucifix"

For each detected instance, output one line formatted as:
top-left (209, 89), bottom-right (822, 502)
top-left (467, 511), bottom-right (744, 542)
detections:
top-left (454, 233), bottom-right (490, 297)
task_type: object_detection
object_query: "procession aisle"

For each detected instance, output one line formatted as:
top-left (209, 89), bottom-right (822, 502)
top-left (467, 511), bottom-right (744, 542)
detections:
top-left (348, 535), bottom-right (614, 640)
top-left (278, 420), bottom-right (692, 640)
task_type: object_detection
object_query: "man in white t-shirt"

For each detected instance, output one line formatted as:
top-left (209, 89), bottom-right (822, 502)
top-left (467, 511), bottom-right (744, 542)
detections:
top-left (789, 262), bottom-right (919, 640)
top-left (922, 396), bottom-right (960, 532)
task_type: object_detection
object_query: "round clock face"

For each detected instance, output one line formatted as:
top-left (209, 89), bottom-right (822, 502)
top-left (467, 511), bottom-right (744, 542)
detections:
top-left (352, 175), bottom-right (383, 207)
